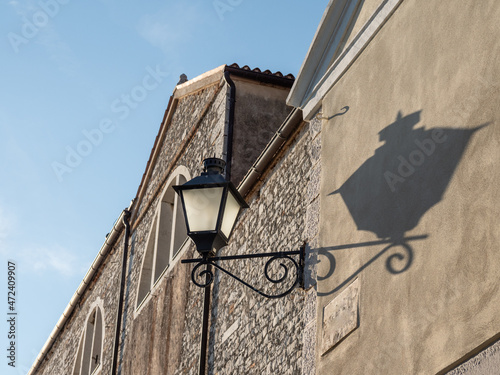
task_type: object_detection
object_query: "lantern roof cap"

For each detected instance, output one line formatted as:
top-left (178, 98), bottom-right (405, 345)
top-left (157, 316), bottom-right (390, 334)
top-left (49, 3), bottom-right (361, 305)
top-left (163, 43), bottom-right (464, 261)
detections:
top-left (203, 158), bottom-right (225, 174)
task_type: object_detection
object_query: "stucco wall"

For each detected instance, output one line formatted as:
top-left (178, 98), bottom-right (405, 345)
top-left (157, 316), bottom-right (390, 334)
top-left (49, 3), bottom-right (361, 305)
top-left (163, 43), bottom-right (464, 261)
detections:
top-left (317, 0), bottom-right (500, 374)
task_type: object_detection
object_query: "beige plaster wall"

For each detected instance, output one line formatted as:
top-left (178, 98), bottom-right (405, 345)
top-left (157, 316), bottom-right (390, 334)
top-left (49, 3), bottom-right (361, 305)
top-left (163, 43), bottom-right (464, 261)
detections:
top-left (317, 0), bottom-right (500, 374)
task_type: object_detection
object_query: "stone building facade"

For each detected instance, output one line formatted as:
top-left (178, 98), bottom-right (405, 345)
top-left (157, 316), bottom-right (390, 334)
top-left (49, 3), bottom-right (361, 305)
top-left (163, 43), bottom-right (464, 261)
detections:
top-left (30, 1), bottom-right (500, 374)
top-left (29, 63), bottom-right (318, 375)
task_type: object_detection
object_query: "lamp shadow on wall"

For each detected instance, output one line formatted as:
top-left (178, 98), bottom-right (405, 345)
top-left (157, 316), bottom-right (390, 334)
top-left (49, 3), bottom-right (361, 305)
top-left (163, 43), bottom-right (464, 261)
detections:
top-left (316, 110), bottom-right (488, 296)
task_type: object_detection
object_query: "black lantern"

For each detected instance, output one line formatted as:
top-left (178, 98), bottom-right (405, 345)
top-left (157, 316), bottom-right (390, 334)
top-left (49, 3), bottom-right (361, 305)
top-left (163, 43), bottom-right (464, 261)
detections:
top-left (176, 157), bottom-right (303, 299)
top-left (173, 158), bottom-right (248, 255)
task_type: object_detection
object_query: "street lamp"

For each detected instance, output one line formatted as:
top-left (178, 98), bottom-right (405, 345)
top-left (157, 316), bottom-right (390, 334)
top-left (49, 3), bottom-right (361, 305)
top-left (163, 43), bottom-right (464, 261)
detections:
top-left (173, 158), bottom-right (248, 256)
top-left (174, 158), bottom-right (304, 297)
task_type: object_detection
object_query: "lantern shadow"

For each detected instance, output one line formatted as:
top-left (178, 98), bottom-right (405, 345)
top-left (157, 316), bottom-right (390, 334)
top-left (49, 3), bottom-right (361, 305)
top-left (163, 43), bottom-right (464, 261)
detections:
top-left (315, 110), bottom-right (488, 296)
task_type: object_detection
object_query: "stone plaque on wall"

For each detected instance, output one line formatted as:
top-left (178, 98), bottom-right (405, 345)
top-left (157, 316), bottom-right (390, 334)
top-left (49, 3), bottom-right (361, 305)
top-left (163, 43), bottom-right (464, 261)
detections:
top-left (321, 278), bottom-right (360, 355)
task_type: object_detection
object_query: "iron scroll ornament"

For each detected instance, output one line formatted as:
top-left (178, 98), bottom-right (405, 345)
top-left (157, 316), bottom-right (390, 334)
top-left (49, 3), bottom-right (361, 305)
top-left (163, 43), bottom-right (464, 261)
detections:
top-left (181, 248), bottom-right (305, 299)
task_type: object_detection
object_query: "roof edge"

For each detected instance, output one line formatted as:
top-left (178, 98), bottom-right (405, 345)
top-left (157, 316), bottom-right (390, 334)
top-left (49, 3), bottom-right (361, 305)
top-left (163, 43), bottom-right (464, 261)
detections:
top-left (288, 0), bottom-right (404, 119)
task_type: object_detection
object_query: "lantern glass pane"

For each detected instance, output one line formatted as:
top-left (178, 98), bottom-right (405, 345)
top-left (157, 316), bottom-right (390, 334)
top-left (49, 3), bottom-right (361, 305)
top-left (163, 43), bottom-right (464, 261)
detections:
top-left (220, 190), bottom-right (241, 238)
top-left (182, 187), bottom-right (224, 232)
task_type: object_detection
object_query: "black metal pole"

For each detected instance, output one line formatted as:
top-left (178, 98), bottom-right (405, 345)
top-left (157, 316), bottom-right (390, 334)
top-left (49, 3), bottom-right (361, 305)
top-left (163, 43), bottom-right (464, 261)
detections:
top-left (222, 70), bottom-right (235, 182)
top-left (112, 210), bottom-right (131, 375)
top-left (199, 263), bottom-right (212, 375)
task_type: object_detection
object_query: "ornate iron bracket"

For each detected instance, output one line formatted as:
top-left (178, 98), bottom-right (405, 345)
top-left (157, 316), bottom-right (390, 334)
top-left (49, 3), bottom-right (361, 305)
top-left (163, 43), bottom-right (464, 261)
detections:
top-left (181, 245), bottom-right (305, 299)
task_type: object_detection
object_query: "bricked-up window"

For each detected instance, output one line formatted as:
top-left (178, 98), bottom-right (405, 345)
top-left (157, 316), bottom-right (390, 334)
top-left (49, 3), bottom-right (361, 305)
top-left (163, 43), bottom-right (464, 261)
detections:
top-left (73, 306), bottom-right (103, 375)
top-left (136, 171), bottom-right (189, 308)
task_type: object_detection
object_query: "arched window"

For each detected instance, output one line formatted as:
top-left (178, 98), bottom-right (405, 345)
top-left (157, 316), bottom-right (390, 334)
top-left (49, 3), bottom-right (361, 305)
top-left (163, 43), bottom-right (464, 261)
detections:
top-left (73, 305), bottom-right (103, 375)
top-left (136, 168), bottom-right (190, 308)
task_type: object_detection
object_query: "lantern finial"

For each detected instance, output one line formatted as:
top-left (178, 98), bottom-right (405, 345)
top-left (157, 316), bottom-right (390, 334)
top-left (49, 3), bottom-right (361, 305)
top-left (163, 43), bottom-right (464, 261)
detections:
top-left (203, 158), bottom-right (225, 175)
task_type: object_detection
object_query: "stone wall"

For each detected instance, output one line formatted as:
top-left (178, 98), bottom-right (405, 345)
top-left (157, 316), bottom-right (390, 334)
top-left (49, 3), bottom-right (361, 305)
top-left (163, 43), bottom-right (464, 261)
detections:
top-left (204, 122), bottom-right (313, 375)
top-left (127, 97), bottom-right (314, 374)
top-left (118, 69), bottom-right (308, 374)
top-left (122, 97), bottom-right (314, 375)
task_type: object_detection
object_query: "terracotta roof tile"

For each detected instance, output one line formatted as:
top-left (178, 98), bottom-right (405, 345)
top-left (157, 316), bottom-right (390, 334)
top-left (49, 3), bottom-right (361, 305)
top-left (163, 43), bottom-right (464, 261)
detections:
top-left (228, 63), bottom-right (294, 80)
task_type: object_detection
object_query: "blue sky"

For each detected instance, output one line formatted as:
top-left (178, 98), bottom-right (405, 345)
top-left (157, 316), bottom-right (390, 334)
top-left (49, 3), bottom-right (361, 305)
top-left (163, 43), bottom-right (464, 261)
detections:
top-left (0, 0), bottom-right (328, 372)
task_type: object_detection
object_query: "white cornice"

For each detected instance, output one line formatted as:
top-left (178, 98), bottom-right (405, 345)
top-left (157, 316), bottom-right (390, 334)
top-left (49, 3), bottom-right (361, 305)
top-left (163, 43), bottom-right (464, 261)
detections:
top-left (287, 0), bottom-right (404, 120)
top-left (287, 0), bottom-right (361, 107)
